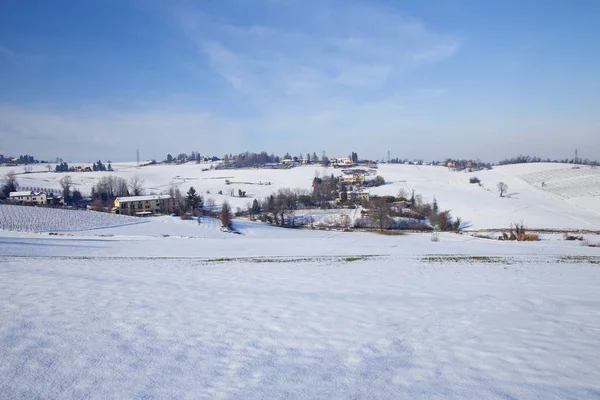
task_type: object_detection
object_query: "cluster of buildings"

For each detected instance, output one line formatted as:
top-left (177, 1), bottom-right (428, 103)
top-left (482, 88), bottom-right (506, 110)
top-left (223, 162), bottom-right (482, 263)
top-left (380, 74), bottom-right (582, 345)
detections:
top-left (8, 191), bottom-right (65, 206)
top-left (8, 191), bottom-right (176, 217)
top-left (336, 174), bottom-right (370, 203)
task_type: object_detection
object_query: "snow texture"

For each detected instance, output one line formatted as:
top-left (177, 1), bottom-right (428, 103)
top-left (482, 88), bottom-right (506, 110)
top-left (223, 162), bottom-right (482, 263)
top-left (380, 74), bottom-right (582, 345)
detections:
top-left (0, 204), bottom-right (147, 232)
top-left (1, 222), bottom-right (600, 399)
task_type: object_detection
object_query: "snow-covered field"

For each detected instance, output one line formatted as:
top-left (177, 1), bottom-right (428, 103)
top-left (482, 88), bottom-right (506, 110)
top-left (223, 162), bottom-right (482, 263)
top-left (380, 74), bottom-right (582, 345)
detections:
top-left (2, 162), bottom-right (600, 398)
top-left (1, 220), bottom-right (600, 399)
top-left (2, 161), bottom-right (599, 230)
top-left (0, 204), bottom-right (147, 232)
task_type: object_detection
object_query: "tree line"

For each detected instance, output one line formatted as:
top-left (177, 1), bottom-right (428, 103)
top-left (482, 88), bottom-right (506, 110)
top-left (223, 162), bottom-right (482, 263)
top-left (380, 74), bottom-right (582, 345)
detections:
top-left (498, 155), bottom-right (599, 166)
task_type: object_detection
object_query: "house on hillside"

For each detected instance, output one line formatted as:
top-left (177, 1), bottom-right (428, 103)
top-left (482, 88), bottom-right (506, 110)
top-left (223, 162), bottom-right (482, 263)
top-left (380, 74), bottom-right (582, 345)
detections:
top-left (46, 193), bottom-right (65, 206)
top-left (8, 191), bottom-right (65, 206)
top-left (341, 175), bottom-right (365, 184)
top-left (9, 191), bottom-right (47, 205)
top-left (330, 157), bottom-right (353, 167)
top-left (336, 190), bottom-right (370, 203)
top-left (113, 195), bottom-right (174, 216)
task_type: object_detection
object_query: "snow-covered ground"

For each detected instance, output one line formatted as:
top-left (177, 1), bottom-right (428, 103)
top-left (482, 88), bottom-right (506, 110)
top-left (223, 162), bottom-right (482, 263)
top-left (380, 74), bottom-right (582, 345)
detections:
top-left (0, 204), bottom-right (147, 233)
top-left (2, 162), bottom-right (600, 397)
top-left (2, 161), bottom-right (599, 230)
top-left (1, 220), bottom-right (600, 399)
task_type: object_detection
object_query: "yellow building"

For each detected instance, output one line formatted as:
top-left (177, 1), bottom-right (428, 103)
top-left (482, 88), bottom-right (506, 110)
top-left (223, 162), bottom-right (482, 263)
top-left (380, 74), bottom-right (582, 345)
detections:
top-left (341, 175), bottom-right (365, 184)
top-left (113, 195), bottom-right (174, 216)
top-left (337, 190), bottom-right (370, 203)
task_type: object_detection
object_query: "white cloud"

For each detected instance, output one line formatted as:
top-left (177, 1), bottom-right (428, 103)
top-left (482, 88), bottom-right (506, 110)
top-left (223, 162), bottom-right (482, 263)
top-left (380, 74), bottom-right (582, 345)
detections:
top-left (172, 0), bottom-right (462, 99)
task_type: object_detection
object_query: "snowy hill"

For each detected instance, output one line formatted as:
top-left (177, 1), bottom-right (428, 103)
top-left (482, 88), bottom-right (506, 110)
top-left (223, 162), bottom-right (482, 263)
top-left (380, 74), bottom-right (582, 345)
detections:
top-left (2, 162), bottom-right (600, 230)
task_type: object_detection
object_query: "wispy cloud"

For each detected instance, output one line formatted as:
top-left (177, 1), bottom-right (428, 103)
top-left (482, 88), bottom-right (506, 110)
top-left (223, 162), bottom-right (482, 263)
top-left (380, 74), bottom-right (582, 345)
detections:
top-left (0, 45), bottom-right (45, 64)
top-left (162, 0), bottom-right (463, 157)
top-left (171, 0), bottom-right (461, 99)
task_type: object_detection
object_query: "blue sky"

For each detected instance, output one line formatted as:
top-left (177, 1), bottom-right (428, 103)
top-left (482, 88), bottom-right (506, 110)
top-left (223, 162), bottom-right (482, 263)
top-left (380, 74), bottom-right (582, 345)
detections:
top-left (1, 0), bottom-right (599, 162)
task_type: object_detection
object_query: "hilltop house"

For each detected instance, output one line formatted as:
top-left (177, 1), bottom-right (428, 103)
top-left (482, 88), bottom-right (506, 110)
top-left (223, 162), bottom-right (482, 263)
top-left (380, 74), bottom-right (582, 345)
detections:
top-left (113, 194), bottom-right (174, 216)
top-left (9, 191), bottom-right (47, 205)
top-left (330, 157), bottom-right (353, 167)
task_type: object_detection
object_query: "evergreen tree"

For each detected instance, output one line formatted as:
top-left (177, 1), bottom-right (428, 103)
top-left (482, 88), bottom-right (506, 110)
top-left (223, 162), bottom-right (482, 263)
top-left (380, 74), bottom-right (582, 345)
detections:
top-left (185, 187), bottom-right (201, 210)
top-left (251, 198), bottom-right (261, 214)
top-left (340, 183), bottom-right (348, 203)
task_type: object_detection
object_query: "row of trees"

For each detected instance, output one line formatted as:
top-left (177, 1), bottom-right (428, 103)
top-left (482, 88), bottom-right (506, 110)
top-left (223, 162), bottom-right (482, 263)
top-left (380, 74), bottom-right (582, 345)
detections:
top-left (165, 152), bottom-right (208, 164)
top-left (55, 161), bottom-right (113, 173)
top-left (89, 176), bottom-right (145, 207)
top-left (0, 155), bottom-right (38, 164)
top-left (498, 155), bottom-right (599, 166)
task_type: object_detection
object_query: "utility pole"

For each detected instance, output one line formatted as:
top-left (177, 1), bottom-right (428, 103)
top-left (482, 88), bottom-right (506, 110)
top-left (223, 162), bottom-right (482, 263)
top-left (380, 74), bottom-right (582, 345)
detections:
top-left (136, 149), bottom-right (140, 166)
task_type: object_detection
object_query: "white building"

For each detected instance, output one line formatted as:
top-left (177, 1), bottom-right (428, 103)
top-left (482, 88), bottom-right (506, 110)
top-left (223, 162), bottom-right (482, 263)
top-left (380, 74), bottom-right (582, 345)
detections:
top-left (9, 191), bottom-right (47, 205)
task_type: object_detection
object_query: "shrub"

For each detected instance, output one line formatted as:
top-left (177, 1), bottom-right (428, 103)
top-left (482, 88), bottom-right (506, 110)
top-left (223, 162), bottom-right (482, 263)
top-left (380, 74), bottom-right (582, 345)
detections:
top-left (469, 177), bottom-right (480, 184)
top-left (517, 233), bottom-right (539, 241)
top-left (563, 233), bottom-right (584, 241)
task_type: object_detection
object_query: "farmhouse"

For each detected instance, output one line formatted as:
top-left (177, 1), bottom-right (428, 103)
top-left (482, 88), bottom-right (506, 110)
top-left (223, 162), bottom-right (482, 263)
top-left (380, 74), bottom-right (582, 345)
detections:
top-left (113, 194), bottom-right (174, 216)
top-left (336, 190), bottom-right (370, 203)
top-left (341, 175), bottom-right (365, 184)
top-left (330, 157), bottom-right (353, 167)
top-left (9, 191), bottom-right (47, 205)
top-left (352, 191), bottom-right (370, 202)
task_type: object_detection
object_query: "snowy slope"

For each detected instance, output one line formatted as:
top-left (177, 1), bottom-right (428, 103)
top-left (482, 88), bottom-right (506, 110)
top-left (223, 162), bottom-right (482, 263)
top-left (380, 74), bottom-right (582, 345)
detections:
top-left (370, 164), bottom-right (600, 230)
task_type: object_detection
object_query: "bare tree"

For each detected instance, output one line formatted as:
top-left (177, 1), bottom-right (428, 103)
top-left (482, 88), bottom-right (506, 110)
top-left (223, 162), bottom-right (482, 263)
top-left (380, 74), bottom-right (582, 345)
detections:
top-left (1, 171), bottom-right (19, 198)
top-left (368, 197), bottom-right (392, 231)
top-left (497, 181), bottom-right (508, 197)
top-left (220, 201), bottom-right (233, 228)
top-left (205, 197), bottom-right (216, 212)
top-left (168, 184), bottom-right (184, 213)
top-left (129, 176), bottom-right (145, 196)
top-left (59, 175), bottom-right (73, 202)
top-left (275, 188), bottom-right (297, 226)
